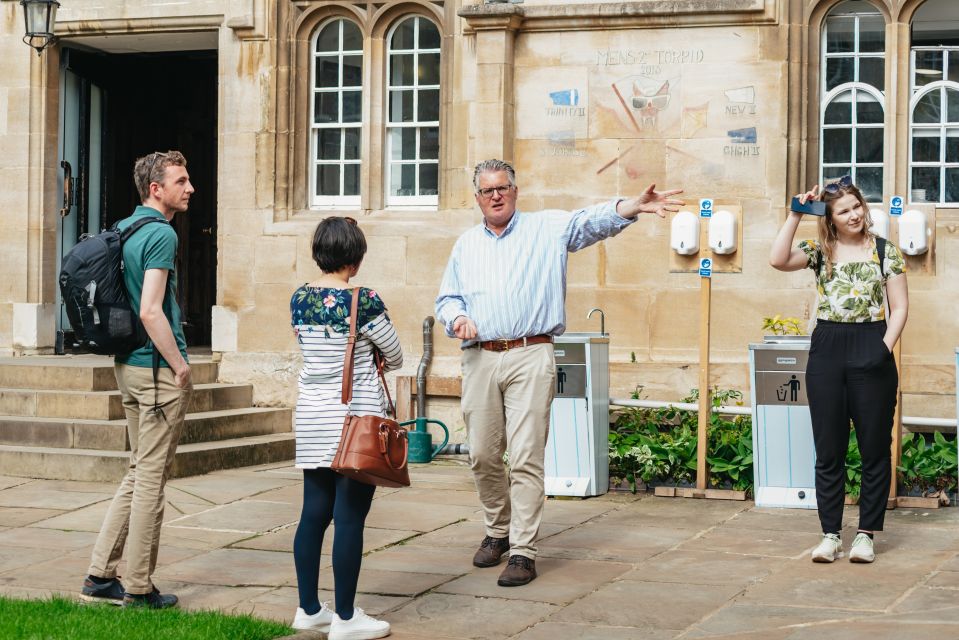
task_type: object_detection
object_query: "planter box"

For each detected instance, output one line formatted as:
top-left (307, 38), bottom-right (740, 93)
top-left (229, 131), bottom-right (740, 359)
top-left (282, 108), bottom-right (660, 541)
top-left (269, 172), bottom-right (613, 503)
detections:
top-left (654, 486), bottom-right (747, 501)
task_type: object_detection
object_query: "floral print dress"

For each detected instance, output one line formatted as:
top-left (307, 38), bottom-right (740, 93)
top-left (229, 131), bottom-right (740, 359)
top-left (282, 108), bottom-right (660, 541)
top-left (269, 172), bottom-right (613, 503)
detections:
top-left (289, 286), bottom-right (403, 469)
top-left (798, 237), bottom-right (905, 323)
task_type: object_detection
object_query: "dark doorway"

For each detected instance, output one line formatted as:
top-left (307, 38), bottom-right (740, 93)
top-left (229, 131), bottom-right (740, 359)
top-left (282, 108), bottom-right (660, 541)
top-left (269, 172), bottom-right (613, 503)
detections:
top-left (61, 48), bottom-right (218, 347)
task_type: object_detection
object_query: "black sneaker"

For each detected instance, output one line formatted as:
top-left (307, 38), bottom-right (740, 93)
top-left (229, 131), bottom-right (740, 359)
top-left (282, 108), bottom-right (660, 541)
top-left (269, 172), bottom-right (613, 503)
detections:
top-left (122, 587), bottom-right (179, 609)
top-left (80, 576), bottom-right (125, 606)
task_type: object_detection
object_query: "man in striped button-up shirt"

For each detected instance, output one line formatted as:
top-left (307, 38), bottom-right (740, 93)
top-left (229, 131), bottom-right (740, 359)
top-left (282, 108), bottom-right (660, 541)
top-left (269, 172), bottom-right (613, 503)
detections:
top-left (435, 159), bottom-right (683, 587)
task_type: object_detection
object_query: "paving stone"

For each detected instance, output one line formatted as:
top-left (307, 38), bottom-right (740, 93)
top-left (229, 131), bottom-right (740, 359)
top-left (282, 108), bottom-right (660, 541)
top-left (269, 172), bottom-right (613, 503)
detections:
top-left (154, 548), bottom-right (297, 587)
top-left (548, 580), bottom-right (742, 630)
top-left (0, 477), bottom-right (34, 491)
top-left (30, 499), bottom-right (203, 532)
top-left (0, 484), bottom-right (110, 510)
top-left (621, 549), bottom-right (787, 586)
top-left (512, 622), bottom-right (673, 640)
top-left (678, 526), bottom-right (816, 558)
top-left (538, 523), bottom-right (692, 562)
top-left (540, 498), bottom-right (620, 526)
top-left (387, 593), bottom-right (557, 639)
top-left (232, 525), bottom-right (416, 555)
top-left (140, 579), bottom-right (275, 613)
top-left (247, 483), bottom-right (303, 504)
top-left (319, 568), bottom-right (453, 597)
top-left (363, 545), bottom-right (477, 576)
top-left (166, 500), bottom-right (299, 533)
top-left (0, 527), bottom-right (96, 550)
top-left (885, 507), bottom-right (959, 526)
top-left (159, 525), bottom-right (255, 550)
top-left (168, 473), bottom-right (300, 504)
top-left (1, 549), bottom-right (93, 592)
top-left (378, 487), bottom-right (483, 509)
top-left (883, 605), bottom-right (959, 624)
top-left (0, 507), bottom-right (66, 527)
top-left (365, 500), bottom-right (479, 533)
top-left (938, 553), bottom-right (959, 571)
top-left (242, 585), bottom-right (409, 623)
top-left (407, 519), bottom-right (570, 551)
top-left (684, 603), bottom-right (863, 638)
top-left (880, 522), bottom-right (959, 553)
top-left (783, 620), bottom-right (959, 640)
top-left (926, 570), bottom-right (959, 589)
top-left (599, 496), bottom-right (749, 529)
top-left (0, 546), bottom-right (64, 574)
top-left (437, 557), bottom-right (631, 605)
top-left (892, 586), bottom-right (959, 614)
top-left (721, 507), bottom-right (825, 533)
top-left (165, 485), bottom-right (218, 507)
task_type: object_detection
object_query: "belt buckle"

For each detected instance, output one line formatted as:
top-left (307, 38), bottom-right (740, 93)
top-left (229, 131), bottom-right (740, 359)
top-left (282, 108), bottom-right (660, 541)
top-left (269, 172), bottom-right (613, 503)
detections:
top-left (498, 339), bottom-right (510, 352)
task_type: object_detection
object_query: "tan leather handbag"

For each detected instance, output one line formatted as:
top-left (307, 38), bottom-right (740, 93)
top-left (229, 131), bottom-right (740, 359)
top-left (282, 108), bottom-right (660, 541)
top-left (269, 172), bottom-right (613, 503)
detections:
top-left (330, 288), bottom-right (410, 488)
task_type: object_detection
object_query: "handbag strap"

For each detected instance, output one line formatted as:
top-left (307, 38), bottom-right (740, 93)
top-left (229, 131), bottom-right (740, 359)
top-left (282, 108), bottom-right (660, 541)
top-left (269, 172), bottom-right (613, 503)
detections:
top-left (340, 287), bottom-right (395, 417)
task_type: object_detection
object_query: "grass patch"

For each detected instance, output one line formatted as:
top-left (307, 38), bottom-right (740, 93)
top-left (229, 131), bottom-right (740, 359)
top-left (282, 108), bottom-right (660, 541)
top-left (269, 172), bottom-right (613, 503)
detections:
top-left (0, 596), bottom-right (293, 640)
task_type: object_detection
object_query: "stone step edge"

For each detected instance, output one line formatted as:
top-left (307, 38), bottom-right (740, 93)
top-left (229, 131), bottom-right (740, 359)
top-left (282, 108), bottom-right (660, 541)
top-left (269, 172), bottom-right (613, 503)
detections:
top-left (0, 432), bottom-right (296, 458)
top-left (0, 406), bottom-right (292, 427)
top-left (0, 382), bottom-right (252, 398)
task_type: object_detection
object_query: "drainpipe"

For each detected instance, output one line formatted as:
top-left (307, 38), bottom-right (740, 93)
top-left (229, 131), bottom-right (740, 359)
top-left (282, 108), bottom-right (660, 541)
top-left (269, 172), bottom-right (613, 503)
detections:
top-left (416, 315), bottom-right (468, 455)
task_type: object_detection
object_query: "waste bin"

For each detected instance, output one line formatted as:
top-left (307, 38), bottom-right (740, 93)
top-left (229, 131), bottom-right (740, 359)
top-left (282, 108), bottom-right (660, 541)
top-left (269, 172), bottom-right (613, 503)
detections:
top-left (544, 333), bottom-right (609, 497)
top-left (749, 336), bottom-right (816, 509)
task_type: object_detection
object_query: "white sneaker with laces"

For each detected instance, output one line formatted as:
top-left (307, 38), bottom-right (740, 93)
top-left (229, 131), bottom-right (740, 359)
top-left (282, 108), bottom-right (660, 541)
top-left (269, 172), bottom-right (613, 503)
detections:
top-left (811, 533), bottom-right (843, 562)
top-left (292, 602), bottom-right (334, 631)
top-left (329, 607), bottom-right (391, 640)
top-left (849, 532), bottom-right (876, 563)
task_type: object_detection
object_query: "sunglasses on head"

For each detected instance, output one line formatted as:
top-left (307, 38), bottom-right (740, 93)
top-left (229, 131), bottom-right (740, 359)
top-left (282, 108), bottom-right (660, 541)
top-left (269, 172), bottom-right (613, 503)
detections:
top-left (822, 174), bottom-right (853, 195)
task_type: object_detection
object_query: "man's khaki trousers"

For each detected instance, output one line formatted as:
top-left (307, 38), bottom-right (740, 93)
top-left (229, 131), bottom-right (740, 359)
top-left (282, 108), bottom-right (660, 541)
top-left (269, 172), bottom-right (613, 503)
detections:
top-left (88, 364), bottom-right (192, 595)
top-left (461, 343), bottom-right (555, 560)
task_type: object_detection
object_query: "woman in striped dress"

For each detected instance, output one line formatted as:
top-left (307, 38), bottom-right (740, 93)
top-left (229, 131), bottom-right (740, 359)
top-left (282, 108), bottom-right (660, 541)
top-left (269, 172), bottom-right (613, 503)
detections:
top-left (289, 216), bottom-right (402, 640)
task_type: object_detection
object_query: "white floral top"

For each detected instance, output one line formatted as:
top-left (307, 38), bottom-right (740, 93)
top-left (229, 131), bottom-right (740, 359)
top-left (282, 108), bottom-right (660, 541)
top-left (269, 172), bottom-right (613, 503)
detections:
top-left (798, 237), bottom-right (905, 323)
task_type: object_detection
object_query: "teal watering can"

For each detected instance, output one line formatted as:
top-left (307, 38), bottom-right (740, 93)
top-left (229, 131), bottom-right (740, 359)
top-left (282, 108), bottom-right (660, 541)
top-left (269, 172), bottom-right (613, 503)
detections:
top-left (400, 417), bottom-right (450, 463)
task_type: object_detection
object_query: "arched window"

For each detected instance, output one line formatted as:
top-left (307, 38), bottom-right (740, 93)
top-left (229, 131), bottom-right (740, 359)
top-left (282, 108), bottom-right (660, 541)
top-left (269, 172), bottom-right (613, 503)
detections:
top-left (311, 19), bottom-right (364, 208)
top-left (386, 16), bottom-right (441, 207)
top-left (909, 0), bottom-right (959, 204)
top-left (820, 0), bottom-right (885, 202)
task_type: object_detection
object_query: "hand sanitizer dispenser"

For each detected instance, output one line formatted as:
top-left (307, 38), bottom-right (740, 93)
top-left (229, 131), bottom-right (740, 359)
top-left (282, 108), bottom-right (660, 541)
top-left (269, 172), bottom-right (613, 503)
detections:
top-left (898, 209), bottom-right (928, 255)
top-left (671, 211), bottom-right (700, 255)
top-left (870, 208), bottom-right (889, 239)
top-left (708, 209), bottom-right (737, 255)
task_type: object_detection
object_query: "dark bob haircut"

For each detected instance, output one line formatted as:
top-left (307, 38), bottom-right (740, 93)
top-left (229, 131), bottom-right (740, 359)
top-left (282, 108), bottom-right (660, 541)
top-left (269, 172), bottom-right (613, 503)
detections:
top-left (311, 216), bottom-right (367, 273)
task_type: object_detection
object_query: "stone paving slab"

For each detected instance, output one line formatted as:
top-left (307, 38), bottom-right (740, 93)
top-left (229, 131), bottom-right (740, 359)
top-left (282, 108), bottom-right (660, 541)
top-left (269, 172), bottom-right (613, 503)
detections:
top-left (231, 523), bottom-right (418, 555)
top-left (241, 585), bottom-right (409, 623)
top-left (364, 499), bottom-right (479, 533)
top-left (154, 548), bottom-right (298, 587)
top-left (684, 603), bottom-right (865, 637)
top-left (0, 476), bottom-right (32, 491)
top-left (168, 472), bottom-right (300, 504)
top-left (620, 549), bottom-right (787, 586)
top-left (784, 620), bottom-right (959, 640)
top-left (677, 525), bottom-right (816, 559)
top-left (512, 622), bottom-right (674, 640)
top-left (361, 544), bottom-right (476, 576)
top-left (319, 568), bottom-right (454, 597)
top-left (387, 592), bottom-right (558, 639)
top-left (29, 497), bottom-right (210, 532)
top-left (538, 522), bottom-right (692, 562)
top-left (0, 483), bottom-right (110, 510)
top-left (406, 519), bottom-right (572, 550)
top-left (0, 526), bottom-right (96, 550)
top-left (0, 506), bottom-right (66, 527)
top-left (166, 499), bottom-right (299, 533)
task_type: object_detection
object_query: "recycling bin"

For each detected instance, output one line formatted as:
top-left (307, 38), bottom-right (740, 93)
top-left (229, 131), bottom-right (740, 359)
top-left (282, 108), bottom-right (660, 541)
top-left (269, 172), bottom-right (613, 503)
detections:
top-left (544, 333), bottom-right (610, 497)
top-left (749, 336), bottom-right (817, 509)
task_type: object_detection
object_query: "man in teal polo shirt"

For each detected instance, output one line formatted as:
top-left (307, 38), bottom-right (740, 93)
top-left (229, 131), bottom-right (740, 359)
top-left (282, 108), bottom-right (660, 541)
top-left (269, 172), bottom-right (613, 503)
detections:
top-left (81, 151), bottom-right (194, 609)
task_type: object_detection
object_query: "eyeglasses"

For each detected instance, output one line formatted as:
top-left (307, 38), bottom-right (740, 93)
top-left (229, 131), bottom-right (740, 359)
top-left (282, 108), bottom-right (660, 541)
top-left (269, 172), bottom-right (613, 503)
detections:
top-left (823, 174), bottom-right (853, 195)
top-left (476, 184), bottom-right (514, 199)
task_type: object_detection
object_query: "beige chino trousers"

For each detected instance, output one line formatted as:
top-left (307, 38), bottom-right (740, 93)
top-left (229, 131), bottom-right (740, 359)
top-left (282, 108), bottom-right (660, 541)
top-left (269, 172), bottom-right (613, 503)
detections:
top-left (88, 363), bottom-right (192, 594)
top-left (461, 342), bottom-right (555, 560)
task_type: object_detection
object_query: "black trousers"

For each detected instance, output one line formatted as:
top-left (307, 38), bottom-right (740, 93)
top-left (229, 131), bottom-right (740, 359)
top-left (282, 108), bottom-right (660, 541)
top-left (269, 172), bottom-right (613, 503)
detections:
top-left (806, 320), bottom-right (898, 534)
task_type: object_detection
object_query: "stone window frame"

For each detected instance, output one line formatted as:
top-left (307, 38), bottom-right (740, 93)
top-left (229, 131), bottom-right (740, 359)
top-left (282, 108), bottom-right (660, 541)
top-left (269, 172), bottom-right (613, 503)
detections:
top-left (286, 1), bottom-right (450, 220)
top-left (908, 50), bottom-right (959, 205)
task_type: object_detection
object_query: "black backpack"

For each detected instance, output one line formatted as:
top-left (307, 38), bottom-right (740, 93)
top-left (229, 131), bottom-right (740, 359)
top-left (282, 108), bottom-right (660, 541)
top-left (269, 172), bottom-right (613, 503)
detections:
top-left (58, 217), bottom-right (170, 355)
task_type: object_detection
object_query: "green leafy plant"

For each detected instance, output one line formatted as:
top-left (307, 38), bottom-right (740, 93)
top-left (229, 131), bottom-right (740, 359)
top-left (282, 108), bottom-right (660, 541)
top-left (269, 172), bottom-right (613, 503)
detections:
top-left (762, 315), bottom-right (805, 336)
top-left (844, 430), bottom-right (863, 499)
top-left (898, 431), bottom-right (958, 496)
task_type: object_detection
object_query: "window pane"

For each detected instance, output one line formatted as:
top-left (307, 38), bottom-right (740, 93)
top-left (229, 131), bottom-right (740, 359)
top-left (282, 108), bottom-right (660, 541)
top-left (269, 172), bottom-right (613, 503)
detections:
top-left (420, 20), bottom-right (440, 49)
top-left (344, 128), bottom-right (360, 160)
top-left (914, 89), bottom-right (941, 124)
top-left (859, 57), bottom-right (884, 91)
top-left (945, 168), bottom-right (959, 203)
top-left (315, 93), bottom-right (338, 124)
top-left (826, 17), bottom-right (854, 53)
top-left (914, 50), bottom-right (943, 87)
top-left (858, 16), bottom-right (885, 53)
top-left (950, 52), bottom-right (959, 84)
top-left (391, 164), bottom-right (416, 197)
top-left (948, 89), bottom-right (959, 123)
top-left (823, 165), bottom-right (851, 182)
top-left (391, 54), bottom-right (415, 86)
top-left (343, 91), bottom-right (362, 123)
top-left (947, 129), bottom-right (959, 163)
top-left (420, 127), bottom-right (439, 160)
top-left (343, 55), bottom-right (362, 87)
top-left (389, 90), bottom-right (414, 122)
top-left (318, 129), bottom-right (341, 160)
top-left (420, 164), bottom-right (438, 196)
top-left (344, 164), bottom-right (360, 196)
top-left (857, 92), bottom-right (883, 124)
top-left (856, 167), bottom-right (882, 203)
top-left (856, 128), bottom-right (883, 163)
top-left (392, 19), bottom-right (415, 50)
top-left (419, 52), bottom-right (440, 86)
top-left (825, 95), bottom-right (852, 124)
top-left (316, 22), bottom-right (339, 53)
top-left (913, 129), bottom-right (941, 162)
top-left (418, 89), bottom-right (440, 121)
top-left (317, 164), bottom-right (340, 196)
top-left (826, 57), bottom-right (854, 91)
top-left (823, 128), bottom-right (852, 163)
top-left (316, 57), bottom-right (339, 88)
top-left (390, 128), bottom-right (417, 161)
top-left (911, 166), bottom-right (940, 202)
top-left (342, 21), bottom-right (362, 51)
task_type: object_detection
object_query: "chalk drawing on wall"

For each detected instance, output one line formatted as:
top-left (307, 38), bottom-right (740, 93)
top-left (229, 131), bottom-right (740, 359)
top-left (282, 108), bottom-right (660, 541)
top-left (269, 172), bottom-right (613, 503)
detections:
top-left (610, 75), bottom-right (674, 132)
top-left (724, 86), bottom-right (755, 104)
top-left (549, 89), bottom-right (580, 106)
top-left (683, 101), bottom-right (709, 137)
top-left (596, 145), bottom-right (636, 175)
top-left (727, 127), bottom-right (757, 144)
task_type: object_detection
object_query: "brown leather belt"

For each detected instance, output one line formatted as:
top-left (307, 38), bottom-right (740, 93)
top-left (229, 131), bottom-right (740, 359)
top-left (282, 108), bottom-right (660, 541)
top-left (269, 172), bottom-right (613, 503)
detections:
top-left (474, 334), bottom-right (553, 352)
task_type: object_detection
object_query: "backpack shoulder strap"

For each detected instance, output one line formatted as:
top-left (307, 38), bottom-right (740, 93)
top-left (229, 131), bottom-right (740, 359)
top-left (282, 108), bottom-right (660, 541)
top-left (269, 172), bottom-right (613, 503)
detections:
top-left (814, 247), bottom-right (823, 278)
top-left (117, 216), bottom-right (169, 244)
top-left (876, 236), bottom-right (887, 278)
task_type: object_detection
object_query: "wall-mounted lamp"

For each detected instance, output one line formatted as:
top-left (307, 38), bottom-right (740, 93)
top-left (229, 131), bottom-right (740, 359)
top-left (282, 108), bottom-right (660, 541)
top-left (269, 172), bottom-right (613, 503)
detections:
top-left (20, 0), bottom-right (60, 56)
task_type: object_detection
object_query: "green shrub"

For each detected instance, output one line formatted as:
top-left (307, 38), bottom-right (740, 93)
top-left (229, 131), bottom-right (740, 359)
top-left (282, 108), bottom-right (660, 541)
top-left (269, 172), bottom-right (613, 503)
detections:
top-left (898, 431), bottom-right (958, 496)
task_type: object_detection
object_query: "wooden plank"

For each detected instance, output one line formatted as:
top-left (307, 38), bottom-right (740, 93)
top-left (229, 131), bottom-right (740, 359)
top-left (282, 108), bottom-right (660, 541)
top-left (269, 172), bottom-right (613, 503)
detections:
top-left (395, 376), bottom-right (415, 422)
top-left (889, 341), bottom-right (903, 502)
top-left (697, 252), bottom-right (711, 491)
top-left (424, 376), bottom-right (462, 397)
top-left (896, 496), bottom-right (941, 509)
top-left (654, 486), bottom-right (676, 497)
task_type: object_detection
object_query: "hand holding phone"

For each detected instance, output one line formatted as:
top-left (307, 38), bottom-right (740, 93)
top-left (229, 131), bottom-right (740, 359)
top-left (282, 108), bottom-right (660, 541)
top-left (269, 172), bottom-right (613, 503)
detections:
top-left (790, 196), bottom-right (827, 216)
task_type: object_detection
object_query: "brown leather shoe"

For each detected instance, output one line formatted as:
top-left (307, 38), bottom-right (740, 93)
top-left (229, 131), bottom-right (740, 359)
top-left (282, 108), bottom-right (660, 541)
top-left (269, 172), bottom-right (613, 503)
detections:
top-left (497, 555), bottom-right (536, 586)
top-left (472, 536), bottom-right (510, 568)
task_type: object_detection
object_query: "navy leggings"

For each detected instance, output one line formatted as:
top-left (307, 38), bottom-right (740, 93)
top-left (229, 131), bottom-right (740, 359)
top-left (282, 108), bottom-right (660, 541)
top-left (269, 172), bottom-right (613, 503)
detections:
top-left (294, 468), bottom-right (376, 619)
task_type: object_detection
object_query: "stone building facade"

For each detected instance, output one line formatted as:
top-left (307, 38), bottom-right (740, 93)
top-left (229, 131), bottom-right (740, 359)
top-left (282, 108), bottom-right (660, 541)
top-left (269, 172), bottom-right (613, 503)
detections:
top-left (1, 0), bottom-right (957, 438)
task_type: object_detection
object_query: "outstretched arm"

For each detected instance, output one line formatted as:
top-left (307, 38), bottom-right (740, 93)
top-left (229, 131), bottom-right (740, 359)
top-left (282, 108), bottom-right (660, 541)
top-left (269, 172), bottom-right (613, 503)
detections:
top-left (615, 184), bottom-right (685, 219)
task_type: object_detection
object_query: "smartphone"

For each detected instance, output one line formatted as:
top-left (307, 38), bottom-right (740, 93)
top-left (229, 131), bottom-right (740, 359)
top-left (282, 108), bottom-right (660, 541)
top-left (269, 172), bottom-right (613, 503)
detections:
top-left (790, 196), bottom-right (827, 216)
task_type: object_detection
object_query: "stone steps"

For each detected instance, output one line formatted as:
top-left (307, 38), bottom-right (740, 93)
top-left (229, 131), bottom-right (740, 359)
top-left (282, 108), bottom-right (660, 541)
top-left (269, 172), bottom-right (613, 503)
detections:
top-left (0, 356), bottom-right (218, 391)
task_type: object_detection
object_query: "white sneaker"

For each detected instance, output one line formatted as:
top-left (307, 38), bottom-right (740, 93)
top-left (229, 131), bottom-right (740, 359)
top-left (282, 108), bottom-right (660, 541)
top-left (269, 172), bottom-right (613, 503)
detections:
top-left (329, 607), bottom-right (391, 640)
top-left (292, 602), bottom-right (334, 632)
top-left (849, 532), bottom-right (876, 563)
top-left (811, 533), bottom-right (843, 562)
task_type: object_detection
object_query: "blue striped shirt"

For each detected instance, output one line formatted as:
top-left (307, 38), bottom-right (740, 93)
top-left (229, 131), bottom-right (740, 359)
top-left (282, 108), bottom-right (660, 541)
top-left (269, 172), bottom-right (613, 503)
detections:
top-left (435, 199), bottom-right (632, 346)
